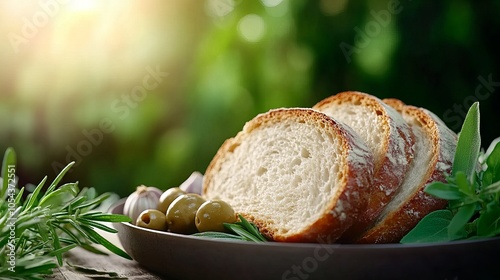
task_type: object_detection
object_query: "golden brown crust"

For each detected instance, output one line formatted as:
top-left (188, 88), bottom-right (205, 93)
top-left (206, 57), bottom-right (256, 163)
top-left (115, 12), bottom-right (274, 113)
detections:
top-left (356, 101), bottom-right (457, 243)
top-left (203, 108), bottom-right (374, 243)
top-left (382, 98), bottom-right (407, 113)
top-left (313, 92), bottom-right (415, 241)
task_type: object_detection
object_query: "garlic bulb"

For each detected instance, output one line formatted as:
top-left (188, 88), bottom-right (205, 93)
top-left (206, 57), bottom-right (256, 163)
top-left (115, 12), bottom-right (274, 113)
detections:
top-left (179, 171), bottom-right (204, 194)
top-left (123, 185), bottom-right (162, 223)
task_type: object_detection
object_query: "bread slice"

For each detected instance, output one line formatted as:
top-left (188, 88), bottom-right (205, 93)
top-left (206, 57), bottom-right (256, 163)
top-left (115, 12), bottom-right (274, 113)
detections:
top-left (202, 108), bottom-right (375, 243)
top-left (312, 91), bottom-right (415, 240)
top-left (356, 98), bottom-right (457, 243)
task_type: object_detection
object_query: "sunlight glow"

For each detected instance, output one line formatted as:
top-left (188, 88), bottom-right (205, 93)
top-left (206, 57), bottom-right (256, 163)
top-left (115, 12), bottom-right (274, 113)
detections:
top-left (67, 0), bottom-right (101, 12)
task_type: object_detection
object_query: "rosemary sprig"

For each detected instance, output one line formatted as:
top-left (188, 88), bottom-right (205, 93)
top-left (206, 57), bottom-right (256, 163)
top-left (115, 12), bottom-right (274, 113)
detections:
top-left (193, 215), bottom-right (268, 242)
top-left (0, 148), bottom-right (132, 279)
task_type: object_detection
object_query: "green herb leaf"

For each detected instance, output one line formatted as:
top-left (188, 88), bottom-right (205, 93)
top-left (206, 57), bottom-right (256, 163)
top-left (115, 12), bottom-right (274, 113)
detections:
top-left (448, 203), bottom-right (476, 239)
top-left (424, 182), bottom-right (465, 200)
top-left (193, 215), bottom-right (267, 242)
top-left (38, 183), bottom-right (79, 209)
top-left (74, 192), bottom-right (112, 211)
top-left (400, 210), bottom-right (453, 243)
top-left (80, 224), bottom-right (132, 260)
top-left (81, 213), bottom-right (131, 223)
top-left (236, 215), bottom-right (267, 241)
top-left (48, 244), bottom-right (78, 259)
top-left (50, 224), bottom-right (64, 265)
top-left (482, 141), bottom-right (500, 186)
top-left (52, 223), bottom-right (82, 246)
top-left (452, 102), bottom-right (480, 181)
top-left (66, 262), bottom-right (124, 278)
top-left (454, 171), bottom-right (473, 196)
top-left (482, 180), bottom-right (500, 195)
top-left (403, 102), bottom-right (500, 243)
top-left (11, 258), bottom-right (58, 277)
top-left (1, 148), bottom-right (132, 279)
top-left (78, 243), bottom-right (111, 256)
top-left (192, 231), bottom-right (245, 240)
top-left (45, 162), bottom-right (75, 194)
top-left (0, 147), bottom-right (16, 200)
top-left (477, 202), bottom-right (500, 236)
top-left (224, 223), bottom-right (265, 242)
top-left (79, 219), bottom-right (119, 233)
top-left (23, 176), bottom-right (47, 211)
top-left (14, 187), bottom-right (24, 205)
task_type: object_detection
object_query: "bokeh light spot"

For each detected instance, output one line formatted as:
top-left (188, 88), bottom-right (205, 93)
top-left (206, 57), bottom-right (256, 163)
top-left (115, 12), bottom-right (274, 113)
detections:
top-left (238, 14), bottom-right (266, 42)
top-left (264, 0), bottom-right (289, 18)
top-left (355, 21), bottom-right (399, 77)
top-left (205, 0), bottom-right (236, 18)
top-left (261, 0), bottom-right (284, 8)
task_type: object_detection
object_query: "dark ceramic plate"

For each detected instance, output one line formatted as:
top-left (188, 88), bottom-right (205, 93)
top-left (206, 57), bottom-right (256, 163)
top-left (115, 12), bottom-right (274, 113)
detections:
top-left (110, 200), bottom-right (499, 280)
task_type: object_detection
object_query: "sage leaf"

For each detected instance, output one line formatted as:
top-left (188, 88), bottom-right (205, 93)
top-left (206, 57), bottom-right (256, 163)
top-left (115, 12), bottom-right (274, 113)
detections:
top-left (452, 102), bottom-right (480, 182)
top-left (403, 103), bottom-right (500, 243)
top-left (454, 171), bottom-right (473, 196)
top-left (400, 210), bottom-right (453, 243)
top-left (424, 182), bottom-right (465, 200)
top-left (477, 203), bottom-right (500, 236)
top-left (482, 180), bottom-right (500, 195)
top-left (448, 203), bottom-right (476, 240)
top-left (482, 141), bottom-right (500, 186)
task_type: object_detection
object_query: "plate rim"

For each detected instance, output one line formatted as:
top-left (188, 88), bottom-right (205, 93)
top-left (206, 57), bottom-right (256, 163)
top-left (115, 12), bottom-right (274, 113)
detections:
top-left (109, 199), bottom-right (500, 250)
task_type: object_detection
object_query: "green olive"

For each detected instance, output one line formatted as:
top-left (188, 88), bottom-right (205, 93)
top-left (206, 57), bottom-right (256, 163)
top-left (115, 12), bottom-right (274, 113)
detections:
top-left (166, 194), bottom-right (205, 234)
top-left (195, 200), bottom-right (237, 232)
top-left (136, 209), bottom-right (168, 231)
top-left (157, 187), bottom-right (185, 214)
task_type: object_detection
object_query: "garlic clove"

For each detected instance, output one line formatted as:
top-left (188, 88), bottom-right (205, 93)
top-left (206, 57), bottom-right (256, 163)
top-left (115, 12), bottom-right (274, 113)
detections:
top-left (179, 171), bottom-right (204, 194)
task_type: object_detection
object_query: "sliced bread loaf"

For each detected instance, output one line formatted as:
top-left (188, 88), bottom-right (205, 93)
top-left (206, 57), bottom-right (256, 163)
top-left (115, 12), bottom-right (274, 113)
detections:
top-left (313, 91), bottom-right (415, 240)
top-left (202, 108), bottom-right (374, 243)
top-left (356, 98), bottom-right (457, 243)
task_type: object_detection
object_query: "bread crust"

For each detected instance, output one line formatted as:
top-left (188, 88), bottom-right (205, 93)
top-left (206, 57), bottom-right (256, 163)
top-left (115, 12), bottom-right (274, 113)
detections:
top-left (313, 92), bottom-right (415, 241)
top-left (356, 99), bottom-right (457, 243)
top-left (203, 108), bottom-right (374, 243)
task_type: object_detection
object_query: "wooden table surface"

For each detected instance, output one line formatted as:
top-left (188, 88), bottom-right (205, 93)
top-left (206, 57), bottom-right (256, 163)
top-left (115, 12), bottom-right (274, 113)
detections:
top-left (44, 229), bottom-right (166, 280)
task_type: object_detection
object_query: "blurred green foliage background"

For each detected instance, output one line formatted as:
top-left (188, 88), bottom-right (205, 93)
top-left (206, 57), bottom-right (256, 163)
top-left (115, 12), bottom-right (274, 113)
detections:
top-left (0, 0), bottom-right (499, 197)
